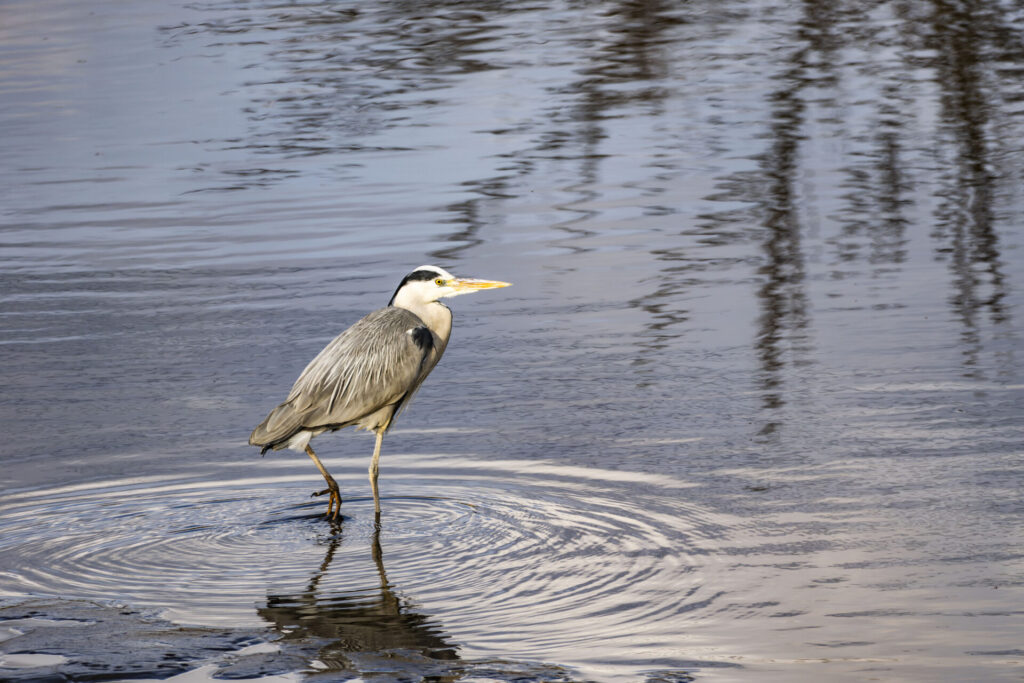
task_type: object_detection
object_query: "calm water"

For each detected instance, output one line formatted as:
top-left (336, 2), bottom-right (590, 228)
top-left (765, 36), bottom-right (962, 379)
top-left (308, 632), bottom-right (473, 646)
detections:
top-left (2, 0), bottom-right (1024, 680)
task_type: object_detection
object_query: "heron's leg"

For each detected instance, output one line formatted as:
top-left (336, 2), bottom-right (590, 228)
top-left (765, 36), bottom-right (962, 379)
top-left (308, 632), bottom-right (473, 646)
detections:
top-left (369, 429), bottom-right (385, 514)
top-left (306, 445), bottom-right (341, 519)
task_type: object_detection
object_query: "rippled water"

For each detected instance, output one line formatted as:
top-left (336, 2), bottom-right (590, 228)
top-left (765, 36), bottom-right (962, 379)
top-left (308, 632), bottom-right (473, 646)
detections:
top-left (2, 0), bottom-right (1024, 680)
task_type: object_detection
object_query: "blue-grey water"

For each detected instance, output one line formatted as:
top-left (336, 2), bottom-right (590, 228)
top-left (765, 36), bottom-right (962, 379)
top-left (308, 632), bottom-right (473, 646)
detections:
top-left (2, 0), bottom-right (1023, 681)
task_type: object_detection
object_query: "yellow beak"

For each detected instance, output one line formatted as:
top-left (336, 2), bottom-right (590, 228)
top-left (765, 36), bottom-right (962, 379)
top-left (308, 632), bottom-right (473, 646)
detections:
top-left (450, 277), bottom-right (512, 293)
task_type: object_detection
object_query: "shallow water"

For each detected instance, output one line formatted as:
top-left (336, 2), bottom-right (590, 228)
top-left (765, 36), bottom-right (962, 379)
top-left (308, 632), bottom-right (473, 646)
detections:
top-left (2, 0), bottom-right (1024, 680)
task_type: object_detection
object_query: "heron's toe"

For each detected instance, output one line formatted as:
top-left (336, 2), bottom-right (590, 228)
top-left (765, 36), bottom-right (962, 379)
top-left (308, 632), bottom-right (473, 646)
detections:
top-left (310, 481), bottom-right (342, 518)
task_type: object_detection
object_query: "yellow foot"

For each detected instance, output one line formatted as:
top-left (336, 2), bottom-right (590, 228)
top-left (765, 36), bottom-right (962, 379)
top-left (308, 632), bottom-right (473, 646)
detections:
top-left (311, 485), bottom-right (342, 519)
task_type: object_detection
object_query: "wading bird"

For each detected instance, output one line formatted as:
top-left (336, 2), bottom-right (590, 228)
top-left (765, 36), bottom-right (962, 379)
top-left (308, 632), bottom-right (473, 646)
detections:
top-left (250, 265), bottom-right (510, 518)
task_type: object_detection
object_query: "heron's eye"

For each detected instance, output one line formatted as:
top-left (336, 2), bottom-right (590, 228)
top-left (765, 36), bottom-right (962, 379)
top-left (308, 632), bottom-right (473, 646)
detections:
top-left (435, 278), bottom-right (445, 286)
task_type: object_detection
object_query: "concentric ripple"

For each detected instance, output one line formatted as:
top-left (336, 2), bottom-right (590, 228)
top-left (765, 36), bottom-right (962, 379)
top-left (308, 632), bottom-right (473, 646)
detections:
top-left (0, 453), bottom-right (736, 678)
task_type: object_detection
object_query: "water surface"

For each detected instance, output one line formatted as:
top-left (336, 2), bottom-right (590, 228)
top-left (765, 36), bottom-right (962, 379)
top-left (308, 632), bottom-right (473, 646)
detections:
top-left (2, 0), bottom-right (1023, 680)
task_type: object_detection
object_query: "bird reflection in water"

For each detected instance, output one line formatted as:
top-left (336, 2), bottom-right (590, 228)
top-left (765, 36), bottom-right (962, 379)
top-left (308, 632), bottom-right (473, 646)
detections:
top-left (257, 517), bottom-right (459, 677)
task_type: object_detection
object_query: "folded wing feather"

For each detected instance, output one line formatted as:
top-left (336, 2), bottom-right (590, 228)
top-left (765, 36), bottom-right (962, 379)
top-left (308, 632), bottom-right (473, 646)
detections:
top-left (249, 307), bottom-right (435, 449)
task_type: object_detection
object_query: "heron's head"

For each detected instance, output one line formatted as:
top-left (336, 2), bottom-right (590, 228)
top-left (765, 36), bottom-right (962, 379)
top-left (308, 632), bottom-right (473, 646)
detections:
top-left (389, 265), bottom-right (511, 307)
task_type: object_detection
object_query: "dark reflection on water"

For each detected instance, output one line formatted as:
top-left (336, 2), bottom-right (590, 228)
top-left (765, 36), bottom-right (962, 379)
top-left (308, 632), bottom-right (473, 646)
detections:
top-left (2, 0), bottom-right (1024, 680)
top-left (756, 28), bottom-right (811, 428)
top-left (258, 520), bottom-right (460, 674)
top-left (927, 0), bottom-right (1013, 376)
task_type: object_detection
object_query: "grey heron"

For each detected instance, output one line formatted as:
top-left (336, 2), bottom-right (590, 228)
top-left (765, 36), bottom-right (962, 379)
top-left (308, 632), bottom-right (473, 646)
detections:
top-left (249, 265), bottom-right (510, 518)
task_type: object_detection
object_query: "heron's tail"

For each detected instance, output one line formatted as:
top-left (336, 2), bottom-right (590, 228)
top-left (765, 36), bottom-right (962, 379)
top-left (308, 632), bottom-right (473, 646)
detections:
top-left (249, 400), bottom-right (304, 452)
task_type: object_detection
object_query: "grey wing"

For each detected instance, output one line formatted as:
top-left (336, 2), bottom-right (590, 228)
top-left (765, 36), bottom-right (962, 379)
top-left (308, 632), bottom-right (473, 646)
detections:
top-left (249, 307), bottom-right (436, 448)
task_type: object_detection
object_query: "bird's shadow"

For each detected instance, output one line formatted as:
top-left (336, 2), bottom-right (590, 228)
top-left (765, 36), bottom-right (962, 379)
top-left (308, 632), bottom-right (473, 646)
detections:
top-left (255, 511), bottom-right (460, 676)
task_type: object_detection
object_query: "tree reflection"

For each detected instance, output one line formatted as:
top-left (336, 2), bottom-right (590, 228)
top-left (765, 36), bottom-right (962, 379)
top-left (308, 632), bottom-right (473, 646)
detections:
top-left (752, 2), bottom-right (819, 435)
top-left (926, 0), bottom-right (1012, 377)
top-left (258, 518), bottom-right (458, 677)
top-left (170, 0), bottom-right (1022, 392)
